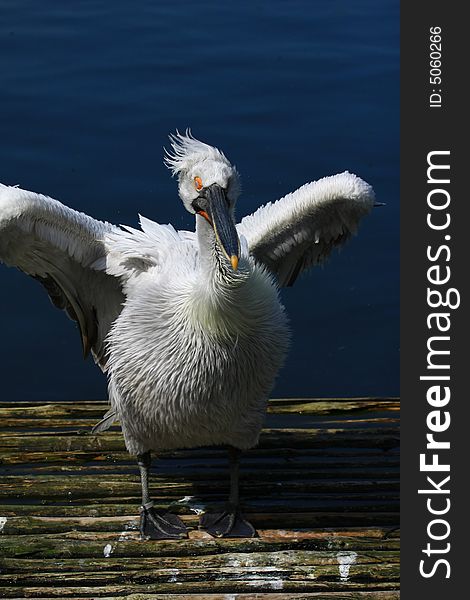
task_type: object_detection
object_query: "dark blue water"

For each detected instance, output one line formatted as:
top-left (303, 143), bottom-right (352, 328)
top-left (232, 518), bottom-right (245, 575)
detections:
top-left (0, 0), bottom-right (399, 401)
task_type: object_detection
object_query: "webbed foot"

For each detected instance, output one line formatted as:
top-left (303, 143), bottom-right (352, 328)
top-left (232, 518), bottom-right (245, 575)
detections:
top-left (199, 504), bottom-right (256, 538)
top-left (140, 501), bottom-right (188, 540)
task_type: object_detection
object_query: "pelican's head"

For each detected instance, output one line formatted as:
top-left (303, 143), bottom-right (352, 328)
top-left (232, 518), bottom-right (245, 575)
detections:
top-left (164, 131), bottom-right (241, 270)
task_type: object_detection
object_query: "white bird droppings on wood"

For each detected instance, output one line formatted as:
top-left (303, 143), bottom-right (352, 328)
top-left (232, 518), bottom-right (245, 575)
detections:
top-left (336, 550), bottom-right (358, 581)
top-left (168, 568), bottom-right (180, 583)
top-left (176, 495), bottom-right (207, 515)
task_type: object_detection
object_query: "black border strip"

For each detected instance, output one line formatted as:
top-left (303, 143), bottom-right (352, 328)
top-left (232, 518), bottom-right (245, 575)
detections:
top-left (401, 3), bottom-right (466, 596)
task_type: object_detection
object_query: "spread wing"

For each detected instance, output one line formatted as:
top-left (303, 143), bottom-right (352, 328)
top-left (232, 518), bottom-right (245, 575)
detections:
top-left (237, 171), bottom-right (375, 287)
top-left (0, 183), bottom-right (125, 367)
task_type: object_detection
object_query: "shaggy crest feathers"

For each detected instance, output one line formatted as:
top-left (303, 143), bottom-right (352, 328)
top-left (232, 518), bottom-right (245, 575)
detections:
top-left (164, 130), bottom-right (231, 176)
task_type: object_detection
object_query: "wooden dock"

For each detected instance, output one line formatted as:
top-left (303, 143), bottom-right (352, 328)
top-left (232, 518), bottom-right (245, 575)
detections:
top-left (0, 397), bottom-right (399, 599)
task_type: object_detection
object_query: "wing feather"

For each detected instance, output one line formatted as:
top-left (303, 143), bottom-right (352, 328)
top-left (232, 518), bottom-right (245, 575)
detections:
top-left (237, 171), bottom-right (375, 286)
top-left (0, 183), bottom-right (125, 365)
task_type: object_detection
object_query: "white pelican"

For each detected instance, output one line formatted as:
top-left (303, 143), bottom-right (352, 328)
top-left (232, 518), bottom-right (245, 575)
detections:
top-left (0, 132), bottom-right (375, 539)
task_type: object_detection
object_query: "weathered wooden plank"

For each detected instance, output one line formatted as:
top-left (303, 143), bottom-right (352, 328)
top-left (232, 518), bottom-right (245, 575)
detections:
top-left (0, 429), bottom-right (399, 453)
top-left (0, 480), bottom-right (399, 507)
top-left (0, 581), bottom-right (400, 598)
top-left (0, 528), bottom-right (400, 558)
top-left (0, 397), bottom-right (399, 418)
top-left (0, 402), bottom-right (106, 413)
top-left (0, 417), bottom-right (399, 431)
top-left (0, 561), bottom-right (400, 584)
top-left (0, 500), bottom-right (399, 527)
top-left (0, 513), bottom-right (399, 532)
top-left (0, 575), bottom-right (401, 597)
top-left (0, 504), bottom-right (398, 525)
top-left (0, 549), bottom-right (399, 574)
top-left (0, 475), bottom-right (399, 502)
top-left (2, 459), bottom-right (400, 477)
top-left (1, 471), bottom-right (400, 486)
top-left (0, 512), bottom-right (400, 535)
top-left (0, 447), bottom-right (399, 465)
top-left (0, 593), bottom-right (402, 600)
top-left (267, 398), bottom-right (399, 415)
top-left (0, 426), bottom-right (399, 439)
top-left (0, 590), bottom-right (400, 600)
top-left (3, 462), bottom-right (399, 487)
top-left (0, 503), bottom-right (400, 529)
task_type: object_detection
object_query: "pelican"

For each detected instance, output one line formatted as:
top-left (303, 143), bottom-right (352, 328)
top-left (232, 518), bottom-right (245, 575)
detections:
top-left (0, 132), bottom-right (375, 539)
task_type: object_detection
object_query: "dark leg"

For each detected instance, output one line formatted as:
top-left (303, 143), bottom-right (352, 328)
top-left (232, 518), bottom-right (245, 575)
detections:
top-left (199, 446), bottom-right (256, 538)
top-left (138, 451), bottom-right (188, 540)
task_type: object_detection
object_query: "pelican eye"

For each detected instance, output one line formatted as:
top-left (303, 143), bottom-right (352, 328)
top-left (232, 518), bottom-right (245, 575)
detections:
top-left (194, 176), bottom-right (203, 191)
